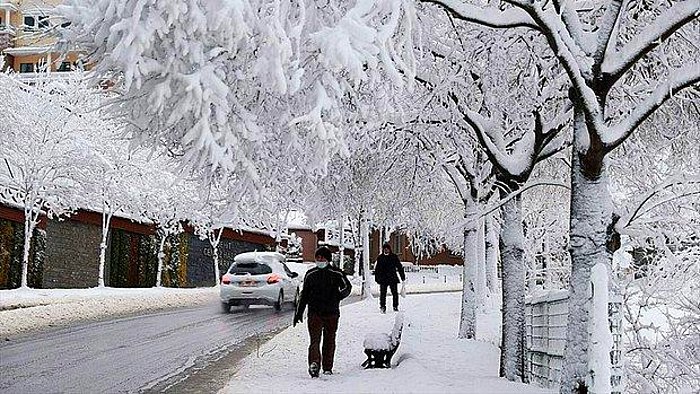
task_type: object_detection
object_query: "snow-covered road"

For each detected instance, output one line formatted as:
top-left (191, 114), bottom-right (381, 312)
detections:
top-left (0, 302), bottom-right (294, 394)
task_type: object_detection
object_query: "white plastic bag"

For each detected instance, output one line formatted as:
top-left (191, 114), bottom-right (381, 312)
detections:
top-left (400, 281), bottom-right (406, 298)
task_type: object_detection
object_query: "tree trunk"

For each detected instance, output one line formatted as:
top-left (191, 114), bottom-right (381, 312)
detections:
top-left (155, 235), bottom-right (167, 287)
top-left (338, 217), bottom-right (345, 270)
top-left (350, 216), bottom-right (361, 279)
top-left (475, 215), bottom-right (488, 307)
top-left (499, 195), bottom-right (525, 381)
top-left (210, 228), bottom-right (223, 286)
top-left (21, 209), bottom-right (35, 289)
top-left (212, 244), bottom-right (220, 283)
top-left (485, 214), bottom-right (500, 295)
top-left (361, 216), bottom-right (372, 298)
top-left (98, 212), bottom-right (113, 288)
top-left (561, 146), bottom-right (613, 393)
top-left (383, 226), bottom-right (392, 245)
top-left (458, 224), bottom-right (478, 339)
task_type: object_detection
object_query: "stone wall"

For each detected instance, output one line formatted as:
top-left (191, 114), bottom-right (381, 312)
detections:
top-left (1, 204), bottom-right (278, 288)
top-left (43, 219), bottom-right (102, 288)
top-left (0, 217), bottom-right (46, 289)
top-left (186, 235), bottom-right (270, 287)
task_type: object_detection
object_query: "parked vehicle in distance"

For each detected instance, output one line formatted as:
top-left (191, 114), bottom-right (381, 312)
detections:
top-left (220, 252), bottom-right (300, 313)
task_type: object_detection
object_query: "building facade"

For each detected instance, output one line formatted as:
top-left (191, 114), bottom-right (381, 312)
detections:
top-left (0, 204), bottom-right (279, 289)
top-left (369, 229), bottom-right (462, 266)
top-left (1, 0), bottom-right (83, 74)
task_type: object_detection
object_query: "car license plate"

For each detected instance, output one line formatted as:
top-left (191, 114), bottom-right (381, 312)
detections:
top-left (240, 281), bottom-right (256, 287)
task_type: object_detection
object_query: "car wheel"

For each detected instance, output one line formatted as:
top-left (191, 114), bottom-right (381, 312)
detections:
top-left (274, 291), bottom-right (283, 312)
top-left (221, 302), bottom-right (231, 314)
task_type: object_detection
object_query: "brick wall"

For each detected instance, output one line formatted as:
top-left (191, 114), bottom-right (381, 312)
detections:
top-left (289, 229), bottom-right (318, 262)
top-left (43, 219), bottom-right (102, 288)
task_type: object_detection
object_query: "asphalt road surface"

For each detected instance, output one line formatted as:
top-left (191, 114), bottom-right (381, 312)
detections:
top-left (0, 302), bottom-right (294, 394)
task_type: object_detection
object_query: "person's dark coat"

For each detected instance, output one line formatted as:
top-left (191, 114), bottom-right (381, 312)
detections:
top-left (296, 265), bottom-right (352, 318)
top-left (374, 253), bottom-right (406, 285)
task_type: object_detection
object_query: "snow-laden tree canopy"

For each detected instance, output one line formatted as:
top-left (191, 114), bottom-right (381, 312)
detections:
top-left (57, 0), bottom-right (418, 194)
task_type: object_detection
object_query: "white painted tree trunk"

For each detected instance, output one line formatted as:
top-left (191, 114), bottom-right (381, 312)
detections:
top-left (458, 224), bottom-right (478, 339)
top-left (485, 214), bottom-right (500, 295)
top-left (562, 142), bottom-right (613, 394)
top-left (20, 208), bottom-right (36, 289)
top-left (499, 195), bottom-right (525, 381)
top-left (155, 235), bottom-right (167, 287)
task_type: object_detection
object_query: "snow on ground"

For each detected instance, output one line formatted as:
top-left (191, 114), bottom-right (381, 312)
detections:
top-left (221, 292), bottom-right (553, 394)
top-left (0, 286), bottom-right (218, 338)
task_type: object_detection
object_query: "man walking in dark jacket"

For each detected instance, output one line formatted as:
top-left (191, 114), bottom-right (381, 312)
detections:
top-left (374, 242), bottom-right (406, 313)
top-left (294, 247), bottom-right (352, 378)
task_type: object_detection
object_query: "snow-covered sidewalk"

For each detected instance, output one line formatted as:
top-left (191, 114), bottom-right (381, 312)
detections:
top-left (221, 293), bottom-right (552, 394)
top-left (0, 286), bottom-right (218, 338)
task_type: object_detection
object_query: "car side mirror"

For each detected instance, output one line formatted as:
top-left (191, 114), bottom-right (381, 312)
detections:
top-left (289, 272), bottom-right (299, 278)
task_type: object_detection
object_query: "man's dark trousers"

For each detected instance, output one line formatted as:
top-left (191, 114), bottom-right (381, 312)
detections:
top-left (379, 283), bottom-right (399, 310)
top-left (307, 313), bottom-right (339, 371)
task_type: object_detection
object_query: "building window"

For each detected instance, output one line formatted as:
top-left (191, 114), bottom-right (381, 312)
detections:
top-left (19, 63), bottom-right (34, 73)
top-left (23, 16), bottom-right (36, 29)
top-left (57, 62), bottom-right (72, 72)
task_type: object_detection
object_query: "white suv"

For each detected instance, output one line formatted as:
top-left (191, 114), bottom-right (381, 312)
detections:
top-left (220, 252), bottom-right (300, 313)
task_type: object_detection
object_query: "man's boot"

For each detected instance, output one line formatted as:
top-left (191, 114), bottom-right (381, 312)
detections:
top-left (309, 362), bottom-right (320, 378)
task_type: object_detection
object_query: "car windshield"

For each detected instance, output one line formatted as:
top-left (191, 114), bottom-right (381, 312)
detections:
top-left (229, 262), bottom-right (273, 275)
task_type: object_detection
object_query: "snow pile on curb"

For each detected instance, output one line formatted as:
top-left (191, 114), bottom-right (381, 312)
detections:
top-left (221, 293), bottom-right (553, 394)
top-left (0, 287), bottom-right (218, 338)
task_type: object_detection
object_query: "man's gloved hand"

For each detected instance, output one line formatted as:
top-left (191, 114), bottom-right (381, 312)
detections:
top-left (293, 313), bottom-right (303, 327)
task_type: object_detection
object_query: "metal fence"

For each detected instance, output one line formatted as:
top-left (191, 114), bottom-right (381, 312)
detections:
top-left (525, 289), bottom-right (623, 392)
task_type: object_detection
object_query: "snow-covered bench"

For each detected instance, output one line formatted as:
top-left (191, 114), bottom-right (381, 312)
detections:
top-left (362, 313), bottom-right (404, 368)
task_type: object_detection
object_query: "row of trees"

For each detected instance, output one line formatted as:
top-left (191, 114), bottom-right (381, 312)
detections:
top-left (47, 0), bottom-right (700, 392)
top-left (0, 72), bottom-right (296, 289)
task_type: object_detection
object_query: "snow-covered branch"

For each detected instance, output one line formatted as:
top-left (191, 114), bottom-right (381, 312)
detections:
top-left (593, 0), bottom-right (624, 66)
top-left (617, 175), bottom-right (700, 233)
top-left (509, 2), bottom-right (604, 138)
top-left (421, 0), bottom-right (538, 29)
top-left (604, 63), bottom-right (700, 151)
top-left (602, 0), bottom-right (700, 85)
top-left (473, 178), bottom-right (570, 223)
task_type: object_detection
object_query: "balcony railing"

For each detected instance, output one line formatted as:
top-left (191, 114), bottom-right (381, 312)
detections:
top-left (0, 0), bottom-right (19, 9)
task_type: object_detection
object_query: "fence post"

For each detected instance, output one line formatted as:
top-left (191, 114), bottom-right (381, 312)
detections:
top-left (588, 263), bottom-right (613, 394)
top-left (609, 291), bottom-right (624, 394)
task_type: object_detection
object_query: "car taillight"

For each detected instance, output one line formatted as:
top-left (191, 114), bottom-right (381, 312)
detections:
top-left (221, 274), bottom-right (232, 285)
top-left (267, 273), bottom-right (281, 284)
